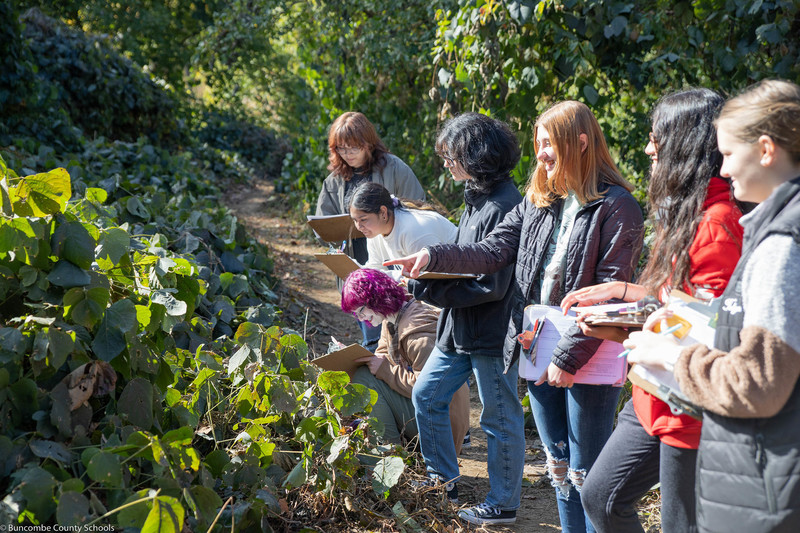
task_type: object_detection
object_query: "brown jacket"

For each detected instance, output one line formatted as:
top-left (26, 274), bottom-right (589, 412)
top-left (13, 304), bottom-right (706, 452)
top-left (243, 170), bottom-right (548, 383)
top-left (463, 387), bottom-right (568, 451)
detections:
top-left (374, 300), bottom-right (470, 453)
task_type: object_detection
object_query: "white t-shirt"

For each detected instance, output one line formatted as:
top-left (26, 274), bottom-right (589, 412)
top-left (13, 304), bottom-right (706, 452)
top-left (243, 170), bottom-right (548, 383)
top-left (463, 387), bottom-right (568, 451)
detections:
top-left (364, 208), bottom-right (458, 271)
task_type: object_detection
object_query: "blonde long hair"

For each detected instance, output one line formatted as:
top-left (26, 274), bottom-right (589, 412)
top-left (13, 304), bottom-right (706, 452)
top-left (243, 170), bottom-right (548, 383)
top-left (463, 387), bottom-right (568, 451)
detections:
top-left (526, 101), bottom-right (632, 207)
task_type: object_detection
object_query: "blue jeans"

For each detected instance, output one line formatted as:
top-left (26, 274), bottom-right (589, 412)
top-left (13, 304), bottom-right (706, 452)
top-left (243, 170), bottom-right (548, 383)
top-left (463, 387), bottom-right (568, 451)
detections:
top-left (413, 347), bottom-right (525, 510)
top-left (528, 381), bottom-right (621, 533)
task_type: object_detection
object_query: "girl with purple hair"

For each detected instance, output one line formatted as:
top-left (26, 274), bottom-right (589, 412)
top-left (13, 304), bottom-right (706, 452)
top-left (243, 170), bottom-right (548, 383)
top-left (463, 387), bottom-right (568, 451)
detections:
top-left (341, 268), bottom-right (470, 451)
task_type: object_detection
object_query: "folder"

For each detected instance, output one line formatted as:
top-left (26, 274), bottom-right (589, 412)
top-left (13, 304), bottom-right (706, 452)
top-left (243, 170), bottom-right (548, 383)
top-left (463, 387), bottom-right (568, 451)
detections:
top-left (307, 214), bottom-right (364, 242)
top-left (310, 344), bottom-right (373, 376)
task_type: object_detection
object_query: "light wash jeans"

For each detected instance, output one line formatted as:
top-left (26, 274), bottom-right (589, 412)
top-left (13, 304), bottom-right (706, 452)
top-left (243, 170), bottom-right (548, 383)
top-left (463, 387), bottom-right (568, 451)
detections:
top-left (412, 347), bottom-right (525, 511)
top-left (528, 381), bottom-right (621, 533)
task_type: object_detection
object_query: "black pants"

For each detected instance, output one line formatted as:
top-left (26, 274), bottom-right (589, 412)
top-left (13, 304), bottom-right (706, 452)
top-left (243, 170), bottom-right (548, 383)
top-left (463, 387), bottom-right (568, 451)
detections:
top-left (581, 400), bottom-right (698, 533)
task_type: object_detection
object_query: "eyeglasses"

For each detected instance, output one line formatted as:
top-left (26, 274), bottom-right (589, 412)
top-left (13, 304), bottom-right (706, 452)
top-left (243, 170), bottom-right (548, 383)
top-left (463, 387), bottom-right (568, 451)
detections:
top-left (336, 146), bottom-right (363, 156)
top-left (353, 305), bottom-right (368, 320)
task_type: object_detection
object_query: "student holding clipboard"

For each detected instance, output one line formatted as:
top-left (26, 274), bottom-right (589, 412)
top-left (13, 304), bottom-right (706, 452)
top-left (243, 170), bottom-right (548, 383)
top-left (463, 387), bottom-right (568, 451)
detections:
top-left (315, 112), bottom-right (424, 351)
top-left (561, 89), bottom-right (743, 533)
top-left (623, 80), bottom-right (800, 533)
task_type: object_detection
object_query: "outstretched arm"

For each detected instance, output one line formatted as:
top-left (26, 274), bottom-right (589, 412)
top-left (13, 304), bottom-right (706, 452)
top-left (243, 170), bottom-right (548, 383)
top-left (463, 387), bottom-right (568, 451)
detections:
top-left (383, 248), bottom-right (430, 278)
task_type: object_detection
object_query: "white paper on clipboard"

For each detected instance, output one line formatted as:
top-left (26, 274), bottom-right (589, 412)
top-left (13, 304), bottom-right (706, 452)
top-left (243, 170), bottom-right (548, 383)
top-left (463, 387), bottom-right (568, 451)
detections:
top-left (517, 305), bottom-right (627, 386)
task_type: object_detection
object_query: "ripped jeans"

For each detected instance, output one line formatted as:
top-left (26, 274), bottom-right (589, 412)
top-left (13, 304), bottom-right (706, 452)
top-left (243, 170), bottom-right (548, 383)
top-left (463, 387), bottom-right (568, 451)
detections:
top-left (528, 381), bottom-right (621, 533)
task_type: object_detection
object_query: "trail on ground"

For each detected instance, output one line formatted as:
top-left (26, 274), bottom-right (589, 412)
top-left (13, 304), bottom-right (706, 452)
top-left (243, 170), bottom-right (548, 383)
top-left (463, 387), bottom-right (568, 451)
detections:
top-left (223, 177), bottom-right (563, 532)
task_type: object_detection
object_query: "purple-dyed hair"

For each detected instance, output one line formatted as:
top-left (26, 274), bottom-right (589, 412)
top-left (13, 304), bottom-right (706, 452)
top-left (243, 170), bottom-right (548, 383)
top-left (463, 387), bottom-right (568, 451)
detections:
top-left (341, 268), bottom-right (409, 316)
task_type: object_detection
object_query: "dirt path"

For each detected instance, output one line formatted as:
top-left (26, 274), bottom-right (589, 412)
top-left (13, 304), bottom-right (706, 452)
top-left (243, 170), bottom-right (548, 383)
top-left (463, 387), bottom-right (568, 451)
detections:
top-left (223, 177), bottom-right (562, 532)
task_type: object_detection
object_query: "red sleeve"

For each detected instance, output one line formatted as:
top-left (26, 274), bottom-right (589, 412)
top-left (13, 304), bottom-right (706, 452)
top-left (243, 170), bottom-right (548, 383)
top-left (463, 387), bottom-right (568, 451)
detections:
top-left (688, 202), bottom-right (743, 298)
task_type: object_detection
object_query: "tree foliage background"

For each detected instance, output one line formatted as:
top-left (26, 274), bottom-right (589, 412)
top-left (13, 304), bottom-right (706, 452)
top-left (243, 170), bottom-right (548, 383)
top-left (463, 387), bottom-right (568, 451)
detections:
top-left (1, 0), bottom-right (799, 530)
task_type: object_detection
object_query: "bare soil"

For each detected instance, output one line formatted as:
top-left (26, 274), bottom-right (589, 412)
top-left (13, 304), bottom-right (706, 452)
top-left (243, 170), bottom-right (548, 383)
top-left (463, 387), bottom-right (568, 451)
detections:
top-left (223, 177), bottom-right (562, 532)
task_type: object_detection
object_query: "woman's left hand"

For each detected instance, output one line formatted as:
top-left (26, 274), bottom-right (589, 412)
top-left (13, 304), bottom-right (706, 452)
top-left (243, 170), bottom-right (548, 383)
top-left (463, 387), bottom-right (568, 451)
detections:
top-left (355, 355), bottom-right (386, 375)
top-left (534, 362), bottom-right (575, 388)
top-left (623, 330), bottom-right (682, 371)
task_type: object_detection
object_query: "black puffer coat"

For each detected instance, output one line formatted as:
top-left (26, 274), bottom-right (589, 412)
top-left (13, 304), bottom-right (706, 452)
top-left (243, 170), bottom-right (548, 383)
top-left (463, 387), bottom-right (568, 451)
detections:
top-left (427, 182), bottom-right (644, 373)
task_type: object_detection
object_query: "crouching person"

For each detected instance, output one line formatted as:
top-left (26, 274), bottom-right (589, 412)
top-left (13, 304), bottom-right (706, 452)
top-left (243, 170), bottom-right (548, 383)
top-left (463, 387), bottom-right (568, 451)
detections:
top-left (341, 268), bottom-right (470, 453)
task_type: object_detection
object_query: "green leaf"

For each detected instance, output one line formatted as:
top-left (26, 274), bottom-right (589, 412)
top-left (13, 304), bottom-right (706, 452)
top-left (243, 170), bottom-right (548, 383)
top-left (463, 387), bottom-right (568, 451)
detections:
top-left (126, 197), bottom-right (151, 220)
top-left (189, 486), bottom-right (223, 525)
top-left (91, 322), bottom-right (126, 362)
top-left (107, 298), bottom-right (138, 333)
top-left (47, 260), bottom-right (91, 288)
top-left (20, 467), bottom-right (57, 520)
top-left (151, 290), bottom-right (187, 317)
top-left (340, 382), bottom-right (374, 417)
top-left (162, 426), bottom-right (194, 447)
top-left (317, 371), bottom-right (350, 395)
top-left (283, 457), bottom-right (307, 488)
top-left (327, 435), bottom-right (349, 464)
top-left (141, 496), bottom-right (184, 533)
top-left (7, 167), bottom-right (71, 217)
top-left (85, 187), bottom-right (108, 204)
top-left (372, 456), bottom-right (405, 495)
top-left (48, 327), bottom-right (74, 369)
top-left (583, 84), bottom-right (599, 105)
top-left (96, 227), bottom-right (130, 268)
top-left (87, 452), bottom-right (123, 488)
top-left (56, 491), bottom-right (91, 526)
top-left (65, 287), bottom-right (109, 329)
top-left (92, 299), bottom-right (137, 360)
top-left (29, 439), bottom-right (73, 463)
top-left (117, 490), bottom-right (153, 529)
top-left (118, 378), bottom-right (154, 430)
top-left (135, 305), bottom-right (152, 329)
top-left (52, 221), bottom-right (96, 270)
top-left (604, 15), bottom-right (627, 38)
top-left (204, 449), bottom-right (230, 478)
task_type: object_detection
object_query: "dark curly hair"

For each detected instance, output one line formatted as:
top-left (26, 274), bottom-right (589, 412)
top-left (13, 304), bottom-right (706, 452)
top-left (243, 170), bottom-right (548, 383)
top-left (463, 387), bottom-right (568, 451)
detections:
top-left (435, 112), bottom-right (520, 193)
top-left (639, 88), bottom-right (733, 295)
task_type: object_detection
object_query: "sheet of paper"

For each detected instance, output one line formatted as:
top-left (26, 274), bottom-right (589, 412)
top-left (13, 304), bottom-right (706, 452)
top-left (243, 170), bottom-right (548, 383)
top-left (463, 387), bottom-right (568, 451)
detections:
top-left (517, 305), bottom-right (626, 385)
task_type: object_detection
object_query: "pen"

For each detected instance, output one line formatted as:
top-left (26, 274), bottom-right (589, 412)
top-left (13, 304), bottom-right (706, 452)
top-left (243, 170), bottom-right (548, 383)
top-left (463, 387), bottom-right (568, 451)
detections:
top-left (529, 318), bottom-right (546, 364)
top-left (617, 323), bottom-right (682, 359)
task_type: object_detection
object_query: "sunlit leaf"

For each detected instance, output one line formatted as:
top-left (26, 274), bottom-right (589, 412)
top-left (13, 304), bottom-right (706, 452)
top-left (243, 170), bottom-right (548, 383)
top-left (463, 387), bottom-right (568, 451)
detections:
top-left (7, 168), bottom-right (71, 216)
top-left (372, 456), bottom-right (405, 495)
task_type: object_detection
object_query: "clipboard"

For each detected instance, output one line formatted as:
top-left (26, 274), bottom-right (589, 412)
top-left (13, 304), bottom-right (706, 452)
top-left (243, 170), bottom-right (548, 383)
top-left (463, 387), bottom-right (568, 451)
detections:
top-left (416, 271), bottom-right (478, 280)
top-left (628, 365), bottom-right (702, 420)
top-left (311, 344), bottom-right (372, 376)
top-left (625, 289), bottom-right (716, 421)
top-left (307, 214), bottom-right (364, 242)
top-left (314, 253), bottom-right (361, 280)
top-left (517, 305), bottom-right (627, 386)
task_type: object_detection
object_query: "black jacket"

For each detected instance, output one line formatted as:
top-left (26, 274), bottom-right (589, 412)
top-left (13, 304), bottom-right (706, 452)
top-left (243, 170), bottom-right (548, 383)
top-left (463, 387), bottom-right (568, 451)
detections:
top-left (408, 179), bottom-right (522, 360)
top-left (428, 182), bottom-right (644, 373)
